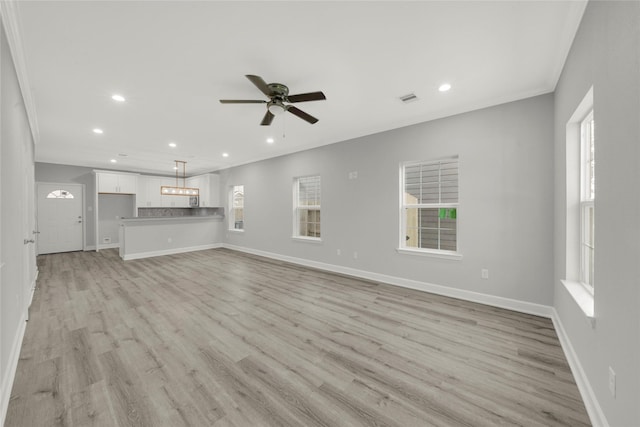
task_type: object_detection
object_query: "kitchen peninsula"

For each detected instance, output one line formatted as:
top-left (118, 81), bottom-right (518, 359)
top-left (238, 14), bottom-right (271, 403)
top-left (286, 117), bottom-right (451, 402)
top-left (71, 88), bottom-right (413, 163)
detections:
top-left (119, 207), bottom-right (224, 260)
top-left (93, 170), bottom-right (225, 260)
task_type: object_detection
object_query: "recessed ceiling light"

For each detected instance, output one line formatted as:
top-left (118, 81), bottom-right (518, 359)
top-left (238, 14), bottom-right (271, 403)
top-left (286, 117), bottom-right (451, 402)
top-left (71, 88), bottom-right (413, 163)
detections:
top-left (111, 94), bottom-right (125, 102)
top-left (110, 159), bottom-right (117, 163)
top-left (438, 83), bottom-right (452, 92)
top-left (93, 128), bottom-right (103, 134)
top-left (266, 137), bottom-right (274, 144)
top-left (222, 152), bottom-right (229, 158)
top-left (168, 142), bottom-right (177, 148)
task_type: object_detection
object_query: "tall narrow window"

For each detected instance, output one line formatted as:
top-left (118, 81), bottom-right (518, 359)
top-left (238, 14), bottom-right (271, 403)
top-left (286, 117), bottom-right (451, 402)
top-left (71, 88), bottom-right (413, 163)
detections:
top-left (293, 175), bottom-right (321, 239)
top-left (580, 110), bottom-right (595, 289)
top-left (229, 185), bottom-right (244, 231)
top-left (400, 157), bottom-right (459, 254)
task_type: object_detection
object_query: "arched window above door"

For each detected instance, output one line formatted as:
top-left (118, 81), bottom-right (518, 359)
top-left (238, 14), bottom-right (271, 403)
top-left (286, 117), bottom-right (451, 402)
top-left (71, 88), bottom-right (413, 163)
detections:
top-left (46, 189), bottom-right (74, 199)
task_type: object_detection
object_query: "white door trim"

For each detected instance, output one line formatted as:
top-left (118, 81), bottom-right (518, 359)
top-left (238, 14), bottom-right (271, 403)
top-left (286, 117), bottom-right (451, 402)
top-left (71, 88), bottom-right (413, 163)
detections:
top-left (36, 182), bottom-right (85, 254)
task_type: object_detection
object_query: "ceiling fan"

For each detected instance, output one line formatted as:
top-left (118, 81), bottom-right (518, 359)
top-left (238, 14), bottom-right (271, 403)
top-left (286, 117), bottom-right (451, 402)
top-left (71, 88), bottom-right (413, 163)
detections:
top-left (220, 75), bottom-right (326, 125)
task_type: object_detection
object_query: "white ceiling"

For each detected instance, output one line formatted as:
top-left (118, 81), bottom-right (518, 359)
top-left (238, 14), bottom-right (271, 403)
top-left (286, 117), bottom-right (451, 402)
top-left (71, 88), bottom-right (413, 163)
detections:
top-left (15, 1), bottom-right (586, 176)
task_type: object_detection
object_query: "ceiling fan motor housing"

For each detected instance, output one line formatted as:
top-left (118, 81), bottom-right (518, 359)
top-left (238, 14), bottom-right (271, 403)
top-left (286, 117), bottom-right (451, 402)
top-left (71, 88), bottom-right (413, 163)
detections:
top-left (267, 83), bottom-right (289, 98)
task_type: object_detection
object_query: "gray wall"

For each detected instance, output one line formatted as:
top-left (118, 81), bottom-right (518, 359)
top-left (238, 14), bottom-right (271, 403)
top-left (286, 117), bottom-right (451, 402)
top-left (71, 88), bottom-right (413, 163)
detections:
top-left (97, 194), bottom-right (134, 245)
top-left (221, 93), bottom-right (554, 305)
top-left (1, 18), bottom-right (37, 421)
top-left (553, 2), bottom-right (640, 426)
top-left (35, 162), bottom-right (97, 248)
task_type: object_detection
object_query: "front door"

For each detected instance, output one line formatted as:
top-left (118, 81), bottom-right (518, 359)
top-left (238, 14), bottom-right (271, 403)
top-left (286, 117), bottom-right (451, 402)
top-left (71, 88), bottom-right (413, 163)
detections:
top-left (36, 183), bottom-right (84, 254)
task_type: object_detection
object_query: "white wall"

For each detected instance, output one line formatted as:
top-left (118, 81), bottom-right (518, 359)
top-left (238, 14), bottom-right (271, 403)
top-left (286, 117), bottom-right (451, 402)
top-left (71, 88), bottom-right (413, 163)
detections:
top-left (553, 2), bottom-right (640, 426)
top-left (221, 93), bottom-right (554, 307)
top-left (0, 18), bottom-right (37, 424)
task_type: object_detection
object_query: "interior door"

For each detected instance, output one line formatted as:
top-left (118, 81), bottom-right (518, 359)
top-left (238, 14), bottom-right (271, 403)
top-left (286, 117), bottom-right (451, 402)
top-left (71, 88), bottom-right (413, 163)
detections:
top-left (24, 145), bottom-right (37, 307)
top-left (37, 183), bottom-right (84, 254)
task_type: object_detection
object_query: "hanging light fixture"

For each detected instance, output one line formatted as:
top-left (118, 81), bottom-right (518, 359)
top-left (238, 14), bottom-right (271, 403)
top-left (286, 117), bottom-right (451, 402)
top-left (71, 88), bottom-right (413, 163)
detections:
top-left (160, 160), bottom-right (199, 196)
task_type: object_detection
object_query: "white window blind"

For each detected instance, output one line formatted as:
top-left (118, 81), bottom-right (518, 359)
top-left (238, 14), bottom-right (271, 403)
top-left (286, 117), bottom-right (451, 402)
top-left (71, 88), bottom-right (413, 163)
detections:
top-left (294, 176), bottom-right (321, 239)
top-left (229, 185), bottom-right (244, 230)
top-left (580, 110), bottom-right (595, 288)
top-left (401, 158), bottom-right (458, 252)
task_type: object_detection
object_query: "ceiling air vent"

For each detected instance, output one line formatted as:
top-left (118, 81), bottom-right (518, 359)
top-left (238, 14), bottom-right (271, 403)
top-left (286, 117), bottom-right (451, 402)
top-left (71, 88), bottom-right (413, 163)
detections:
top-left (399, 93), bottom-right (418, 104)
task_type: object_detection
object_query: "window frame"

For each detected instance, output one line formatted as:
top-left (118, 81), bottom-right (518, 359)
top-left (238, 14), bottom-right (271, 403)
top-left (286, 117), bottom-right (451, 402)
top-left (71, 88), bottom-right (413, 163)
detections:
top-left (228, 184), bottom-right (244, 232)
top-left (398, 157), bottom-right (461, 259)
top-left (292, 175), bottom-right (321, 242)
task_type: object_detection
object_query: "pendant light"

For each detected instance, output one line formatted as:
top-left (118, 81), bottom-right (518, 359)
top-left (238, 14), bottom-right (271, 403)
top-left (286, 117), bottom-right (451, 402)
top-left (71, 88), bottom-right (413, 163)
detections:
top-left (160, 160), bottom-right (199, 196)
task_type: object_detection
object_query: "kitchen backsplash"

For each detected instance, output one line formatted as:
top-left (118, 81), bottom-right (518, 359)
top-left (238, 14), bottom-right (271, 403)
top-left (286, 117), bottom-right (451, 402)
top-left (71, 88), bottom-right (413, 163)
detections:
top-left (137, 207), bottom-right (224, 217)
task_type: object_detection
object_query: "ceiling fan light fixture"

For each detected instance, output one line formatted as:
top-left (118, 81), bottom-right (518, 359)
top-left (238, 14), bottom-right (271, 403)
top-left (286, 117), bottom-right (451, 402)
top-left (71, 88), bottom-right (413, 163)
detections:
top-left (268, 101), bottom-right (286, 116)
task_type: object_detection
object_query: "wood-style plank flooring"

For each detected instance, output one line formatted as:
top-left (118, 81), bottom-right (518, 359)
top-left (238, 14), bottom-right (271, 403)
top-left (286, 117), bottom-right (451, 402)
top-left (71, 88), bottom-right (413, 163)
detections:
top-left (6, 248), bottom-right (590, 426)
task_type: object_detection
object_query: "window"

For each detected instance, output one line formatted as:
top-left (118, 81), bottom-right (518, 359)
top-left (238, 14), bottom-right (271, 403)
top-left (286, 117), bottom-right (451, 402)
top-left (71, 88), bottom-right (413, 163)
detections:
top-left (293, 175), bottom-right (321, 239)
top-left (562, 88), bottom-right (594, 320)
top-left (580, 110), bottom-right (595, 289)
top-left (46, 189), bottom-right (74, 199)
top-left (400, 157), bottom-right (459, 254)
top-left (229, 185), bottom-right (244, 231)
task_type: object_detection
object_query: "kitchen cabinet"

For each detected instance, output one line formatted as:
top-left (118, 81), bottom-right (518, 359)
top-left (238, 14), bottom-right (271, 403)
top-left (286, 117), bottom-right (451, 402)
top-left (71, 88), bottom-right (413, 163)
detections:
top-left (193, 173), bottom-right (220, 207)
top-left (137, 176), bottom-right (164, 207)
top-left (97, 172), bottom-right (138, 194)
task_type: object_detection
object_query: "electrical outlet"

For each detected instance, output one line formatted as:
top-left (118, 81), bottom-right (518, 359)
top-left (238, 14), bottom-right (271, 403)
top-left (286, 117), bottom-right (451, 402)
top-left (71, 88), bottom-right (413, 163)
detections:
top-left (481, 269), bottom-right (489, 279)
top-left (337, 249), bottom-right (341, 256)
top-left (353, 251), bottom-right (358, 259)
top-left (348, 171), bottom-right (358, 180)
top-left (609, 367), bottom-right (616, 397)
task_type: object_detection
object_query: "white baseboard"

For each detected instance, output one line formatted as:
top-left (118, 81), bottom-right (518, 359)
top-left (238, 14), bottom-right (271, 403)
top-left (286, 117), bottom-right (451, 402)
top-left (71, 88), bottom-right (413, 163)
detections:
top-left (97, 243), bottom-right (120, 250)
top-left (222, 244), bottom-right (554, 319)
top-left (551, 309), bottom-right (609, 427)
top-left (123, 243), bottom-right (223, 261)
top-left (84, 245), bottom-right (96, 251)
top-left (0, 312), bottom-right (27, 426)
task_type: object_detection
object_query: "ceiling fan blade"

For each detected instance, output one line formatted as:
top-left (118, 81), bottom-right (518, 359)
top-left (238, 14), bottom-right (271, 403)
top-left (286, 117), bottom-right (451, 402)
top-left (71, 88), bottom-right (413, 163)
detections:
top-left (219, 99), bottom-right (266, 104)
top-left (287, 91), bottom-right (326, 103)
top-left (287, 106), bottom-right (319, 124)
top-left (246, 75), bottom-right (272, 97)
top-left (260, 110), bottom-right (275, 126)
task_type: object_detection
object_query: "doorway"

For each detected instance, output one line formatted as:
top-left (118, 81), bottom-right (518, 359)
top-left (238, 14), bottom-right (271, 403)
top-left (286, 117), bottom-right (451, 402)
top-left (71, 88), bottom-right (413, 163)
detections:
top-left (36, 183), bottom-right (84, 254)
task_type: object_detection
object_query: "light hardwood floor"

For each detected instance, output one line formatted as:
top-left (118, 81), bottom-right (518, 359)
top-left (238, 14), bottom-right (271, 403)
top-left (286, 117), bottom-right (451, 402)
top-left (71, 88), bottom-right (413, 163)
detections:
top-left (5, 248), bottom-right (590, 426)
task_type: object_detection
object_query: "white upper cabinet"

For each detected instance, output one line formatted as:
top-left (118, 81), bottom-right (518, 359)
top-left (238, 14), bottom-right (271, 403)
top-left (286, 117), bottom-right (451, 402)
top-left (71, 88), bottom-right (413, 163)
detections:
top-left (189, 173), bottom-right (219, 207)
top-left (137, 176), bottom-right (164, 207)
top-left (96, 171), bottom-right (138, 194)
top-left (204, 174), bottom-right (220, 207)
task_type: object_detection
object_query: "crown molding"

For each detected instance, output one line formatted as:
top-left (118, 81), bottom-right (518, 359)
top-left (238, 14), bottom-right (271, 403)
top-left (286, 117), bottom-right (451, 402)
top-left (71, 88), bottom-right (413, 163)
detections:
top-left (0, 0), bottom-right (40, 144)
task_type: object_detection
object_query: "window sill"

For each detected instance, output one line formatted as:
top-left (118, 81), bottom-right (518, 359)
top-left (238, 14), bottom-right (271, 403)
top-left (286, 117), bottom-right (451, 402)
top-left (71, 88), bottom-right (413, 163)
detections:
top-left (228, 229), bottom-right (245, 234)
top-left (396, 247), bottom-right (463, 260)
top-left (561, 280), bottom-right (595, 326)
top-left (291, 236), bottom-right (322, 244)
